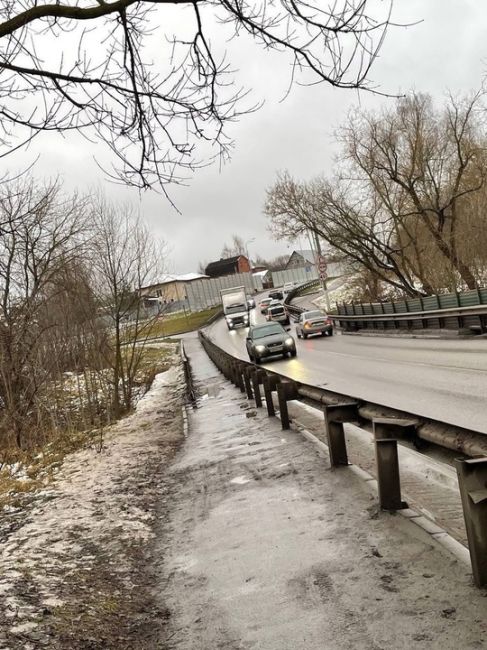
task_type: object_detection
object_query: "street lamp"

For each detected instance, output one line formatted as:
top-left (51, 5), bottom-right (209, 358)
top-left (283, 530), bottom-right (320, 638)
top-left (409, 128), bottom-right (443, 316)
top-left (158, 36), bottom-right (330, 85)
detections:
top-left (245, 237), bottom-right (256, 291)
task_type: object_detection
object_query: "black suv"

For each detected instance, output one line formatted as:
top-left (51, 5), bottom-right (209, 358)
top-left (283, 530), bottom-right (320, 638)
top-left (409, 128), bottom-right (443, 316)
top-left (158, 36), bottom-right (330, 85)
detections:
top-left (268, 289), bottom-right (283, 300)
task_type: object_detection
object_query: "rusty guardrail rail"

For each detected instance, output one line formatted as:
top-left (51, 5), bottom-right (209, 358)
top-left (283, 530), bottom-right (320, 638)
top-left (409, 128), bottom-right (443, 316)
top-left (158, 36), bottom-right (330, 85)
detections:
top-left (198, 327), bottom-right (487, 587)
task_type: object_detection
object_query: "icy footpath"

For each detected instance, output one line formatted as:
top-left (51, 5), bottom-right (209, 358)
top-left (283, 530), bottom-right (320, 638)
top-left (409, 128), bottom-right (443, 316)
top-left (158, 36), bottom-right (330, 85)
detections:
top-left (0, 364), bottom-right (185, 649)
top-left (155, 337), bottom-right (487, 650)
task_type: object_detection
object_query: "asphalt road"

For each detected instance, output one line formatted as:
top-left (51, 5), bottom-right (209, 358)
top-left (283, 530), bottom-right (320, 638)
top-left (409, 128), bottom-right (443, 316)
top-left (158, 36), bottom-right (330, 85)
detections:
top-left (206, 305), bottom-right (487, 435)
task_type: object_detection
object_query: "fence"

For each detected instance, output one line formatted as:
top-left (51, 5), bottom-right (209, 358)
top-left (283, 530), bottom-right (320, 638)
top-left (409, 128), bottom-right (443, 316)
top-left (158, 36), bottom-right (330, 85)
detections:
top-left (186, 272), bottom-right (264, 312)
top-left (335, 288), bottom-right (487, 333)
top-left (271, 266), bottom-right (318, 287)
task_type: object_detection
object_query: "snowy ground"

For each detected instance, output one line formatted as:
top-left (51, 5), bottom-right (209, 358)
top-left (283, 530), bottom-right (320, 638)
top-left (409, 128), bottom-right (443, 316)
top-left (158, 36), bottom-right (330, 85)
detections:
top-left (0, 362), bottom-right (185, 649)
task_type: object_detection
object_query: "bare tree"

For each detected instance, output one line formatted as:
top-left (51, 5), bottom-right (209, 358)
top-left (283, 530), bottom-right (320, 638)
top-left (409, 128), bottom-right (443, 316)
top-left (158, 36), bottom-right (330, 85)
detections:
top-left (220, 234), bottom-right (247, 259)
top-left (0, 177), bottom-right (89, 448)
top-left (267, 91), bottom-right (487, 298)
top-left (265, 171), bottom-right (424, 297)
top-left (0, 1), bottom-right (394, 189)
top-left (91, 198), bottom-right (163, 416)
top-left (340, 92), bottom-right (487, 290)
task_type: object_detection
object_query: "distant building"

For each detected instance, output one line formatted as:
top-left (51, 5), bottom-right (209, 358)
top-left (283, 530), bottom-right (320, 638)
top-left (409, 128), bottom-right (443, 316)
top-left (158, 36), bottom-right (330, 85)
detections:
top-left (139, 273), bottom-right (208, 307)
top-left (252, 269), bottom-right (272, 289)
top-left (205, 255), bottom-right (250, 278)
top-left (285, 249), bottom-right (345, 278)
top-left (285, 250), bottom-right (318, 270)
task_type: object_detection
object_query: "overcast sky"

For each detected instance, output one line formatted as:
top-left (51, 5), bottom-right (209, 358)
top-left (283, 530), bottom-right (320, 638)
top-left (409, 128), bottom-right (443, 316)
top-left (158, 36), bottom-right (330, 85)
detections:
top-left (6, 1), bottom-right (487, 273)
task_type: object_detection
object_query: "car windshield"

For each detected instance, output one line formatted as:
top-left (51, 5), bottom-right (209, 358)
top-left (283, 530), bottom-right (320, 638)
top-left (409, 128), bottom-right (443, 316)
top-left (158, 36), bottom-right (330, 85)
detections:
top-left (252, 324), bottom-right (285, 339)
top-left (261, 299), bottom-right (271, 305)
top-left (270, 307), bottom-right (284, 314)
top-left (226, 304), bottom-right (246, 314)
top-left (304, 310), bottom-right (325, 319)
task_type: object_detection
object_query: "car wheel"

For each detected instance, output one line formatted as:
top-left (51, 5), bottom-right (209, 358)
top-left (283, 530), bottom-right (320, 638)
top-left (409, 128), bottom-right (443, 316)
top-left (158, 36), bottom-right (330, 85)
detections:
top-left (327, 330), bottom-right (334, 337)
top-left (321, 331), bottom-right (326, 337)
top-left (248, 353), bottom-right (254, 362)
top-left (291, 350), bottom-right (297, 358)
top-left (255, 356), bottom-right (262, 364)
top-left (303, 333), bottom-right (308, 339)
top-left (296, 331), bottom-right (301, 339)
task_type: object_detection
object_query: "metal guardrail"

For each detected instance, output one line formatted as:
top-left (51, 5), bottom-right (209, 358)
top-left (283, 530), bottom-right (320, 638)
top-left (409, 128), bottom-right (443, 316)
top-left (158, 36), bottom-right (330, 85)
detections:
top-left (198, 329), bottom-right (487, 587)
top-left (284, 279), bottom-right (320, 320)
top-left (334, 303), bottom-right (487, 333)
top-left (336, 288), bottom-right (487, 333)
top-left (180, 340), bottom-right (196, 403)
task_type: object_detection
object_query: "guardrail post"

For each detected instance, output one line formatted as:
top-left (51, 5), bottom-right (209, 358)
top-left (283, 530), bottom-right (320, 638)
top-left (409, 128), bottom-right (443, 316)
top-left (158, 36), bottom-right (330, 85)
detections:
top-left (236, 363), bottom-right (246, 393)
top-left (263, 375), bottom-right (279, 417)
top-left (243, 367), bottom-right (253, 400)
top-left (323, 403), bottom-right (359, 467)
top-left (373, 418), bottom-right (412, 511)
top-left (250, 369), bottom-right (263, 408)
top-left (455, 457), bottom-right (487, 588)
top-left (277, 381), bottom-right (298, 430)
top-left (233, 361), bottom-right (240, 387)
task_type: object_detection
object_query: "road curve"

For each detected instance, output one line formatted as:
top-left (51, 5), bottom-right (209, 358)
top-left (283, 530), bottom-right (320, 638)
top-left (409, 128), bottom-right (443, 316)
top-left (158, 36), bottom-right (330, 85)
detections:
top-left (206, 307), bottom-right (487, 435)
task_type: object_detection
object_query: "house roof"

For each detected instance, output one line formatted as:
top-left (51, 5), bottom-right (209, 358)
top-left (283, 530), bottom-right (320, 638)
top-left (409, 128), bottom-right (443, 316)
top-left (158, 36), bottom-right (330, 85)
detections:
top-left (252, 269), bottom-right (270, 278)
top-left (292, 250), bottom-right (317, 265)
top-left (141, 273), bottom-right (208, 290)
top-left (205, 255), bottom-right (246, 275)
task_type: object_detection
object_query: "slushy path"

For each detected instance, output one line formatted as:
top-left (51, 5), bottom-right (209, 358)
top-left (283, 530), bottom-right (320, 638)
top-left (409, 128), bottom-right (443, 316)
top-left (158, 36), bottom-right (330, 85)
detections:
top-left (155, 335), bottom-right (487, 650)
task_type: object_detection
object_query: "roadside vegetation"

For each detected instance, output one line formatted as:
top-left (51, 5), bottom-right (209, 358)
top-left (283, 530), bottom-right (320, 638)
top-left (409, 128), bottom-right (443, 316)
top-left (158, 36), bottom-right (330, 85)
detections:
top-left (125, 306), bottom-right (221, 342)
top-left (266, 91), bottom-right (487, 302)
top-left (0, 176), bottom-right (176, 508)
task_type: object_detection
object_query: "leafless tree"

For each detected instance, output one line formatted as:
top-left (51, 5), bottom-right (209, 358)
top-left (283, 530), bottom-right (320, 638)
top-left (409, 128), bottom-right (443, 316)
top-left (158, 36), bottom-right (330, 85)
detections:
top-left (265, 171), bottom-right (424, 297)
top-left (254, 253), bottom-right (289, 271)
top-left (220, 234), bottom-right (246, 259)
top-left (90, 197), bottom-right (163, 416)
top-left (0, 177), bottom-right (89, 447)
top-left (267, 91), bottom-right (487, 297)
top-left (0, 1), bottom-right (394, 190)
top-left (340, 91), bottom-right (487, 290)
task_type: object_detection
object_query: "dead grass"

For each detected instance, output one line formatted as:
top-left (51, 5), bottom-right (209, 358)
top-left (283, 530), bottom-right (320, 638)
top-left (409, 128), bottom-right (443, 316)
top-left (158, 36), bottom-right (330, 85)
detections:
top-left (125, 306), bottom-right (220, 342)
top-left (0, 344), bottom-right (179, 512)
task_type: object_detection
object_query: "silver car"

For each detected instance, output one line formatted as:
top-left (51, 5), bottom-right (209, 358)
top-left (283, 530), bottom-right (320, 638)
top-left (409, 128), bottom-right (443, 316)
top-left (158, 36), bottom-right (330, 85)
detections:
top-left (296, 310), bottom-right (333, 339)
top-left (246, 323), bottom-right (297, 363)
top-left (266, 303), bottom-right (290, 326)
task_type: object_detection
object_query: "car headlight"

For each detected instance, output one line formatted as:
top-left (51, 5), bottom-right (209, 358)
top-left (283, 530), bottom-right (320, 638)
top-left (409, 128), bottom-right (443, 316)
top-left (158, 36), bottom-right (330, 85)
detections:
top-left (243, 314), bottom-right (249, 321)
top-left (226, 316), bottom-right (233, 322)
top-left (255, 344), bottom-right (266, 353)
top-left (284, 337), bottom-right (294, 347)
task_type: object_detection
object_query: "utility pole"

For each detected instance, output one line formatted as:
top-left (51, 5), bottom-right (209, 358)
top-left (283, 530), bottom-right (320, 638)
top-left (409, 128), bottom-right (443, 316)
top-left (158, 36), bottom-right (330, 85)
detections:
top-left (312, 230), bottom-right (331, 312)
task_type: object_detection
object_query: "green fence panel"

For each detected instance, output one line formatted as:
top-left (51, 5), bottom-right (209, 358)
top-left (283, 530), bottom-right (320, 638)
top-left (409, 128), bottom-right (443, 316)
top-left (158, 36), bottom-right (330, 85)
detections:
top-left (406, 298), bottom-right (422, 312)
top-left (383, 302), bottom-right (394, 314)
top-left (394, 301), bottom-right (408, 313)
top-left (363, 304), bottom-right (373, 315)
top-left (459, 290), bottom-right (480, 307)
top-left (423, 295), bottom-right (440, 310)
top-left (439, 293), bottom-right (458, 309)
top-left (479, 288), bottom-right (487, 304)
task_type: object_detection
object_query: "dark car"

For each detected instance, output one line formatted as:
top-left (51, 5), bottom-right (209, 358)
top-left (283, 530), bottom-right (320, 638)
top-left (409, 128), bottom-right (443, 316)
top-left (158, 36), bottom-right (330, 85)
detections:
top-left (296, 310), bottom-right (333, 338)
top-left (246, 323), bottom-right (297, 363)
top-left (268, 289), bottom-right (284, 301)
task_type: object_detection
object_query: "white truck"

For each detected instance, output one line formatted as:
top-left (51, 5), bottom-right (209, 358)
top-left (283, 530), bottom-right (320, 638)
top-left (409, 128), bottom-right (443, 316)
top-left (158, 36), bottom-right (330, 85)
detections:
top-left (220, 286), bottom-right (249, 330)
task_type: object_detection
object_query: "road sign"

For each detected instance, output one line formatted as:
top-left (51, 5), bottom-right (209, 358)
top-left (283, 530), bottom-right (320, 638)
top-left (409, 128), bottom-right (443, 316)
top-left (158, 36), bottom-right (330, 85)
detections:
top-left (318, 255), bottom-right (327, 277)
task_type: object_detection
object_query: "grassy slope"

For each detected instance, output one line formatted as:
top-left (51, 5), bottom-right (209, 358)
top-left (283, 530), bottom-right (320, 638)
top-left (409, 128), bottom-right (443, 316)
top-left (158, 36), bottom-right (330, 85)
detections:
top-left (140, 306), bottom-right (220, 339)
